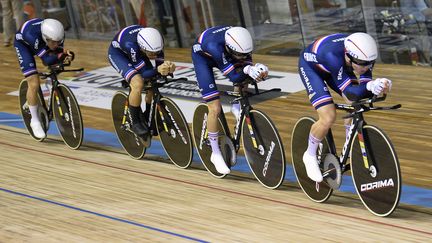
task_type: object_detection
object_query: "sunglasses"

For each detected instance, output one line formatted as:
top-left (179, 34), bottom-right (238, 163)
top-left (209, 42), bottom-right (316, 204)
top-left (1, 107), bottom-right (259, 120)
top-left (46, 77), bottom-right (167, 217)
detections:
top-left (347, 53), bottom-right (375, 67)
top-left (227, 47), bottom-right (251, 60)
top-left (144, 50), bottom-right (162, 56)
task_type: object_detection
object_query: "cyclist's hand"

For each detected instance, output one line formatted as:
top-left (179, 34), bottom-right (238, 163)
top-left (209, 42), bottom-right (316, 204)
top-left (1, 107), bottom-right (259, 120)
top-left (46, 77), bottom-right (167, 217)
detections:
top-left (243, 65), bottom-right (263, 82)
top-left (381, 78), bottom-right (392, 93)
top-left (58, 49), bottom-right (75, 63)
top-left (64, 49), bottom-right (75, 62)
top-left (255, 63), bottom-right (269, 80)
top-left (367, 78), bottom-right (392, 95)
top-left (165, 61), bottom-right (176, 74)
top-left (157, 61), bottom-right (172, 76)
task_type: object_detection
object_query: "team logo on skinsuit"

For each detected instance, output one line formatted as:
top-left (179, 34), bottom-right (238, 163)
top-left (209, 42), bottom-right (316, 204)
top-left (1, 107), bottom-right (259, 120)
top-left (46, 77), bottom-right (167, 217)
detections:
top-left (112, 41), bottom-right (120, 48)
top-left (193, 44), bottom-right (202, 53)
top-left (303, 52), bottom-right (317, 62)
top-left (337, 67), bottom-right (343, 80)
top-left (108, 54), bottom-right (120, 73)
top-left (16, 48), bottom-right (23, 64)
top-left (130, 48), bottom-right (136, 62)
top-left (300, 67), bottom-right (313, 93)
top-left (34, 39), bottom-right (39, 50)
top-left (332, 37), bottom-right (345, 42)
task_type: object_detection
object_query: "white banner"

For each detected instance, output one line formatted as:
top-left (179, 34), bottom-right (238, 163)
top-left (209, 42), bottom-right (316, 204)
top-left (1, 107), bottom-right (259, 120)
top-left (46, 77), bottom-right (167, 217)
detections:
top-left (9, 62), bottom-right (304, 122)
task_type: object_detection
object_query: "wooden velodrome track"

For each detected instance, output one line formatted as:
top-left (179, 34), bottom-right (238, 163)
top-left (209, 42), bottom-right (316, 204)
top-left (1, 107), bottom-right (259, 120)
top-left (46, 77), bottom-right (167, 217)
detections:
top-left (0, 38), bottom-right (431, 242)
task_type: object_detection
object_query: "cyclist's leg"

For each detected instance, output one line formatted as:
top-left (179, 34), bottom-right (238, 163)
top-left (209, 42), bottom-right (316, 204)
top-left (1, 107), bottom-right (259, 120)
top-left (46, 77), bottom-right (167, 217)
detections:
top-left (108, 47), bottom-right (148, 137)
top-left (299, 57), bottom-right (335, 182)
top-left (14, 39), bottom-right (45, 138)
top-left (193, 51), bottom-right (230, 174)
top-left (128, 75), bottom-right (149, 137)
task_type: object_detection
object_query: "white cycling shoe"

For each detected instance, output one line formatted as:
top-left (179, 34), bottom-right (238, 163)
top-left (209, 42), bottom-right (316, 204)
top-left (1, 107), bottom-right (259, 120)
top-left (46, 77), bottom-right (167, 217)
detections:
top-left (210, 152), bottom-right (231, 174)
top-left (302, 152), bottom-right (323, 182)
top-left (30, 120), bottom-right (46, 139)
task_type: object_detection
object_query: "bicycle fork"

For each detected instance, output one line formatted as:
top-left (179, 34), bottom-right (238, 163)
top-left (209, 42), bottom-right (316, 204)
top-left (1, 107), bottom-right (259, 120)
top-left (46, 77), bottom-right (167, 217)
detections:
top-left (356, 127), bottom-right (378, 177)
top-left (341, 119), bottom-right (377, 177)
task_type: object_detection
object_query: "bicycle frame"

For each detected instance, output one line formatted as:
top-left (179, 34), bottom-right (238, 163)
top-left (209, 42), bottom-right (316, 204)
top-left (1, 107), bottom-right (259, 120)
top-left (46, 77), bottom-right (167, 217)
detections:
top-left (331, 96), bottom-right (401, 174)
top-left (219, 81), bottom-right (281, 153)
top-left (334, 107), bottom-right (365, 173)
top-left (39, 64), bottom-right (84, 123)
top-left (120, 76), bottom-right (188, 140)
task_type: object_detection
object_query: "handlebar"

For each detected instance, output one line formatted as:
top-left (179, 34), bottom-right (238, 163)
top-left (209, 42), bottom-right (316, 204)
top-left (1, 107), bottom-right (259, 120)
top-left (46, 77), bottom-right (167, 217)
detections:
top-left (228, 88), bottom-right (281, 103)
top-left (336, 95), bottom-right (402, 119)
top-left (39, 65), bottom-right (84, 79)
top-left (226, 77), bottom-right (280, 103)
top-left (121, 75), bottom-right (187, 90)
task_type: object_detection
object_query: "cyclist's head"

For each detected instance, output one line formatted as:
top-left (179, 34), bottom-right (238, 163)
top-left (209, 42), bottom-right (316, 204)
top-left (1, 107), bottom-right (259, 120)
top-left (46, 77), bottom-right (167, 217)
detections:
top-left (137, 27), bottom-right (163, 57)
top-left (344, 32), bottom-right (378, 66)
top-left (41, 18), bottom-right (64, 47)
top-left (225, 26), bottom-right (253, 60)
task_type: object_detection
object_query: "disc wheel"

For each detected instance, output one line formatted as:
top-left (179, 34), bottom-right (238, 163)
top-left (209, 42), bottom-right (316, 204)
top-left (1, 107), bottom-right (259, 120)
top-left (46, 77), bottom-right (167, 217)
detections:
top-left (18, 79), bottom-right (49, 141)
top-left (191, 103), bottom-right (229, 178)
top-left (291, 117), bottom-right (333, 202)
top-left (241, 109), bottom-right (286, 189)
top-left (52, 84), bottom-right (84, 149)
top-left (111, 91), bottom-right (146, 159)
top-left (351, 125), bottom-right (401, 217)
top-left (155, 97), bottom-right (193, 168)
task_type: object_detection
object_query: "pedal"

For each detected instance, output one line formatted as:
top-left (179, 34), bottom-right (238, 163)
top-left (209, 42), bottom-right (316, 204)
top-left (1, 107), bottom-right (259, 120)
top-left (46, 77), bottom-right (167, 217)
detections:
top-left (219, 135), bottom-right (236, 168)
top-left (323, 153), bottom-right (342, 189)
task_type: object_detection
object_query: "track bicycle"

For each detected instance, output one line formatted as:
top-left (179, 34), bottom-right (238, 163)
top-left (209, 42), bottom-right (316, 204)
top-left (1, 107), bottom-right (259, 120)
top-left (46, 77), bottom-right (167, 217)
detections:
top-left (192, 79), bottom-right (286, 189)
top-left (18, 60), bottom-right (84, 150)
top-left (111, 76), bottom-right (193, 168)
top-left (291, 95), bottom-right (402, 216)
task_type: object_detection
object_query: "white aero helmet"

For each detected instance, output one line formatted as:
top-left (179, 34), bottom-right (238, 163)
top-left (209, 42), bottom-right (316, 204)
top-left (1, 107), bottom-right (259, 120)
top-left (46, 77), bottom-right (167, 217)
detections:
top-left (137, 27), bottom-right (163, 53)
top-left (225, 26), bottom-right (253, 57)
top-left (41, 18), bottom-right (64, 43)
top-left (344, 32), bottom-right (378, 65)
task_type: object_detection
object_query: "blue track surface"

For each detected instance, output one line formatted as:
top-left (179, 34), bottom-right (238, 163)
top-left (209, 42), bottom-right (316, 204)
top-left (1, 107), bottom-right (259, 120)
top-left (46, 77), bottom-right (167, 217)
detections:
top-left (1, 111), bottom-right (431, 208)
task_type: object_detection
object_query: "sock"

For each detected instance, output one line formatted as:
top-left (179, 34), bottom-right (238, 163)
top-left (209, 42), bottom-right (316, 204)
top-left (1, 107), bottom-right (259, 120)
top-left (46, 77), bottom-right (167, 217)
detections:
top-left (306, 133), bottom-right (321, 156)
top-left (345, 125), bottom-right (351, 141)
top-left (208, 131), bottom-right (221, 154)
top-left (29, 105), bottom-right (40, 123)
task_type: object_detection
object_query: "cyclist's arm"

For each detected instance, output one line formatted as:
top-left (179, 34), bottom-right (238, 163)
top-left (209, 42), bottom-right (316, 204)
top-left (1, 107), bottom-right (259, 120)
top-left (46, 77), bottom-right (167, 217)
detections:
top-left (39, 44), bottom-right (65, 66)
top-left (338, 70), bottom-right (373, 101)
top-left (208, 44), bottom-right (249, 83)
top-left (137, 56), bottom-right (158, 79)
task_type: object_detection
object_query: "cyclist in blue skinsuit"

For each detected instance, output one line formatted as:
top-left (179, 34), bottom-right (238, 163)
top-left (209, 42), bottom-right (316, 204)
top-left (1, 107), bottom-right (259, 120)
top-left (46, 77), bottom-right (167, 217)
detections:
top-left (299, 32), bottom-right (393, 182)
top-left (192, 26), bottom-right (269, 174)
top-left (14, 18), bottom-right (74, 139)
top-left (108, 26), bottom-right (175, 138)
